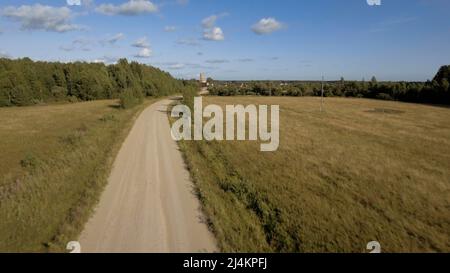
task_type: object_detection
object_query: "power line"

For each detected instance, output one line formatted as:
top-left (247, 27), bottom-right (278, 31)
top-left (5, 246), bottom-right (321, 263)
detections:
top-left (320, 75), bottom-right (324, 112)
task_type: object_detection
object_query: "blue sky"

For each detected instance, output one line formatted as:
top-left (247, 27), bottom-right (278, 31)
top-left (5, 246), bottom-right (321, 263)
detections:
top-left (0, 0), bottom-right (449, 81)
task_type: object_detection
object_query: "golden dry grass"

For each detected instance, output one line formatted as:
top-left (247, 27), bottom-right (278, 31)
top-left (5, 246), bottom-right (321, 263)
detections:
top-left (179, 96), bottom-right (450, 253)
top-left (0, 99), bottom-right (155, 252)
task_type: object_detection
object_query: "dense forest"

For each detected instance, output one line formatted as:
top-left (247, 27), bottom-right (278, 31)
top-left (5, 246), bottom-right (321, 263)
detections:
top-left (209, 65), bottom-right (450, 105)
top-left (0, 58), bottom-right (188, 107)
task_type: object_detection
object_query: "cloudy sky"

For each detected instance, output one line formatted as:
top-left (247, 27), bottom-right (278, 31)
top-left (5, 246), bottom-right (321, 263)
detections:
top-left (0, 0), bottom-right (449, 81)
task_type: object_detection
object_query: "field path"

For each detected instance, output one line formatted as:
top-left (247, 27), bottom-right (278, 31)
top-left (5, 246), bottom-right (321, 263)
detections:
top-left (79, 98), bottom-right (217, 253)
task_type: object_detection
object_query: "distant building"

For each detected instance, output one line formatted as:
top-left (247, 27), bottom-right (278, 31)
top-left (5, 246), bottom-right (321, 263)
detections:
top-left (199, 73), bottom-right (208, 87)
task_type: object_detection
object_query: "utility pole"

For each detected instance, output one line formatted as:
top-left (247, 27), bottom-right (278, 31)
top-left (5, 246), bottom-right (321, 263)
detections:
top-left (320, 75), bottom-right (324, 112)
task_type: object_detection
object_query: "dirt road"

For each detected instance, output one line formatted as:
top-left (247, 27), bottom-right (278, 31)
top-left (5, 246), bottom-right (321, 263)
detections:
top-left (79, 99), bottom-right (217, 253)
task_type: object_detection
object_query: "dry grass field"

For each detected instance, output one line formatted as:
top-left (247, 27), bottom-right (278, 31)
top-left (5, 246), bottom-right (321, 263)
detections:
top-left (0, 99), bottom-right (155, 252)
top-left (178, 96), bottom-right (450, 253)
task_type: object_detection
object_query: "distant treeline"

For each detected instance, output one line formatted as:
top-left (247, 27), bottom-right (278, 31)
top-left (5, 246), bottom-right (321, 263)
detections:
top-left (0, 58), bottom-right (189, 107)
top-left (209, 65), bottom-right (450, 105)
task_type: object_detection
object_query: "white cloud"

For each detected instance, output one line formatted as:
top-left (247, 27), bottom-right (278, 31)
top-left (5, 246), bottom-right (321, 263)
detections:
top-left (78, 0), bottom-right (94, 7)
top-left (154, 62), bottom-right (216, 71)
top-left (201, 13), bottom-right (227, 42)
top-left (176, 38), bottom-right (199, 46)
top-left (66, 0), bottom-right (93, 6)
top-left (131, 37), bottom-right (151, 58)
top-left (132, 37), bottom-right (150, 48)
top-left (60, 38), bottom-right (94, 51)
top-left (0, 51), bottom-right (11, 59)
top-left (104, 33), bottom-right (125, 45)
top-left (202, 15), bottom-right (218, 29)
top-left (135, 47), bottom-right (152, 58)
top-left (201, 13), bottom-right (228, 28)
top-left (67, 0), bottom-right (81, 6)
top-left (166, 62), bottom-right (214, 70)
top-left (206, 59), bottom-right (229, 64)
top-left (252, 17), bottom-right (284, 35)
top-left (203, 27), bottom-right (224, 41)
top-left (96, 0), bottom-right (158, 16)
top-left (164, 26), bottom-right (177, 32)
top-left (2, 4), bottom-right (82, 32)
top-left (238, 58), bottom-right (254, 62)
top-left (163, 63), bottom-right (186, 70)
top-left (60, 45), bottom-right (75, 52)
top-left (93, 56), bottom-right (118, 64)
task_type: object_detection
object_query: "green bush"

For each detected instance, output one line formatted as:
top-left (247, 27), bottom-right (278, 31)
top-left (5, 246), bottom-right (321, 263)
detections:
top-left (0, 92), bottom-right (11, 107)
top-left (99, 114), bottom-right (116, 122)
top-left (51, 86), bottom-right (68, 99)
top-left (119, 88), bottom-right (144, 109)
top-left (67, 96), bottom-right (79, 103)
top-left (20, 153), bottom-right (39, 170)
top-left (376, 93), bottom-right (393, 100)
top-left (182, 85), bottom-right (198, 110)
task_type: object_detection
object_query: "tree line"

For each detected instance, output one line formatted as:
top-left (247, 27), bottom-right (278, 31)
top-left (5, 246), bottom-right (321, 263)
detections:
top-left (209, 65), bottom-right (450, 105)
top-left (0, 58), bottom-right (189, 107)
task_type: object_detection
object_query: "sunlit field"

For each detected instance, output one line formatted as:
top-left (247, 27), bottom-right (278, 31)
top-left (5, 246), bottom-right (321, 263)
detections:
top-left (179, 96), bottom-right (450, 253)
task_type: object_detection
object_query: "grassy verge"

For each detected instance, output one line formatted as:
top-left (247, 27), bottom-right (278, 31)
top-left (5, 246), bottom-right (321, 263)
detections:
top-left (0, 98), bottom-right (156, 252)
top-left (177, 96), bottom-right (450, 253)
